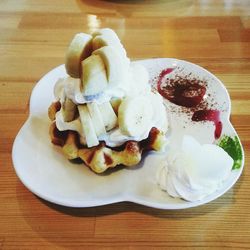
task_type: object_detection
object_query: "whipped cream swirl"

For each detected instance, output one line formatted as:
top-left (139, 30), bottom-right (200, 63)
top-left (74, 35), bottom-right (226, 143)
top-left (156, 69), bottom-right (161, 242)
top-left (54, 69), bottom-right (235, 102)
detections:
top-left (157, 135), bottom-right (233, 202)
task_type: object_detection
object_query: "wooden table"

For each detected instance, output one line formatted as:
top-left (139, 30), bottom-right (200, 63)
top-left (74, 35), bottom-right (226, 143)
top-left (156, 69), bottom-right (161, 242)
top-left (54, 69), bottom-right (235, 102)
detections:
top-left (1, 0), bottom-right (250, 249)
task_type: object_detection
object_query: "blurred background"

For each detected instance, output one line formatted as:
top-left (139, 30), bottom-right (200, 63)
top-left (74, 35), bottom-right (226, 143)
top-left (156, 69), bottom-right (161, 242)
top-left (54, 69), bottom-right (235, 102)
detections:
top-left (1, 0), bottom-right (250, 81)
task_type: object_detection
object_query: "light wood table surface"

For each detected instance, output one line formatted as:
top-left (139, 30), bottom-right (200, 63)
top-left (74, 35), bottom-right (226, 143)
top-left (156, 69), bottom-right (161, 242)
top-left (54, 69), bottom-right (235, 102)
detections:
top-left (1, 0), bottom-right (250, 249)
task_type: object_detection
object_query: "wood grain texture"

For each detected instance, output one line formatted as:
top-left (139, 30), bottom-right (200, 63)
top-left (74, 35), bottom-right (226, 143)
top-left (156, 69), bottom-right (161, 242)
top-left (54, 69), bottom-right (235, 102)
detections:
top-left (0, 0), bottom-right (250, 249)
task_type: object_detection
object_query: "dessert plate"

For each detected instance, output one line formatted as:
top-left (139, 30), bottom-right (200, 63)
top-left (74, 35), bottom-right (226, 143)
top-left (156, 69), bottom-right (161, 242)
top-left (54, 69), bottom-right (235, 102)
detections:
top-left (12, 58), bottom-right (244, 209)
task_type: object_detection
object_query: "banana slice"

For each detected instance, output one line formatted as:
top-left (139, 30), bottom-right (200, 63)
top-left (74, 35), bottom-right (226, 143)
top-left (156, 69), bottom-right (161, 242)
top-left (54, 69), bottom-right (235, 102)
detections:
top-left (98, 102), bottom-right (118, 131)
top-left (65, 33), bottom-right (93, 78)
top-left (87, 102), bottom-right (106, 136)
top-left (62, 97), bottom-right (77, 122)
top-left (78, 105), bottom-right (99, 147)
top-left (81, 54), bottom-right (108, 96)
top-left (118, 96), bottom-right (153, 137)
top-left (93, 46), bottom-right (125, 86)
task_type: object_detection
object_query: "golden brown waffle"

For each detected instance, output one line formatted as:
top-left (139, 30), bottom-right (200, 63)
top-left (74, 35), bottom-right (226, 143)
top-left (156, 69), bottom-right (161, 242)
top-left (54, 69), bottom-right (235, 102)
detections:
top-left (48, 102), bottom-right (166, 173)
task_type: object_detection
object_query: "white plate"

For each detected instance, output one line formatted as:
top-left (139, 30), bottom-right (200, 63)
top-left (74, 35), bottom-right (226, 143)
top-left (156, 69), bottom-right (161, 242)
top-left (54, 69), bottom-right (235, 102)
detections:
top-left (12, 58), bottom-right (244, 209)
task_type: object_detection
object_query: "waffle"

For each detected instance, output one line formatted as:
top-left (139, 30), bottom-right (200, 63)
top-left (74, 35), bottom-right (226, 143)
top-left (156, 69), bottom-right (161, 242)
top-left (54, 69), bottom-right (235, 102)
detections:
top-left (48, 102), bottom-right (166, 173)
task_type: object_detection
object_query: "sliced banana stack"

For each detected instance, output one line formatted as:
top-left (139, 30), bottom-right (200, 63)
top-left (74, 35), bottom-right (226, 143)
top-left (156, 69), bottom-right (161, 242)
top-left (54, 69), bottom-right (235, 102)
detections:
top-left (51, 28), bottom-right (168, 158)
top-left (65, 28), bottom-right (130, 98)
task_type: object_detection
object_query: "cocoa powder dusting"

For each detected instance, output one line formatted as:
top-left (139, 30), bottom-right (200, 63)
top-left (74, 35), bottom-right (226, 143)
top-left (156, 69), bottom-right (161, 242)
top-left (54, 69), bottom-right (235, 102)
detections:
top-left (152, 66), bottom-right (220, 117)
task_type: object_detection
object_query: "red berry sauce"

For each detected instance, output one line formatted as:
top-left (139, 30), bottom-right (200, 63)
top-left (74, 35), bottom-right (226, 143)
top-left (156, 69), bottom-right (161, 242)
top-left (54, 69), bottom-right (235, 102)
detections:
top-left (157, 68), bottom-right (206, 108)
top-left (156, 67), bottom-right (223, 140)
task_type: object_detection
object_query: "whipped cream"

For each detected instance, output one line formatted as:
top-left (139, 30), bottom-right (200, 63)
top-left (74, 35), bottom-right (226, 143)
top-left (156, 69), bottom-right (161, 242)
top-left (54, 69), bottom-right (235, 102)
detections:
top-left (54, 63), bottom-right (150, 106)
top-left (54, 57), bottom-right (167, 147)
top-left (157, 135), bottom-right (233, 202)
top-left (55, 83), bottom-right (167, 147)
top-left (54, 75), bottom-right (126, 105)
